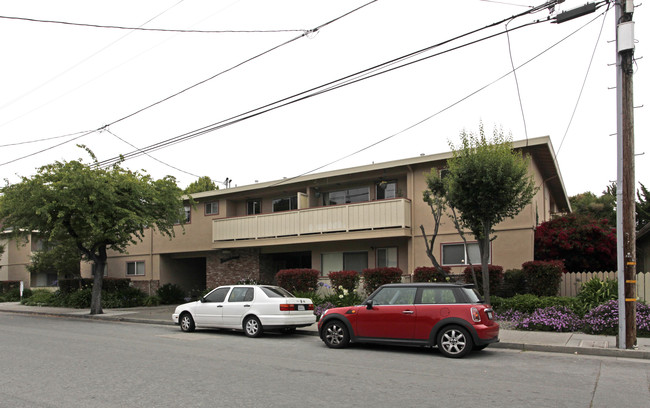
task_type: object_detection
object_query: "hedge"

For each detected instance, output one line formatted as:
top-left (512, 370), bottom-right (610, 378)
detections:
top-left (462, 265), bottom-right (504, 295)
top-left (362, 267), bottom-right (403, 295)
top-left (275, 269), bottom-right (320, 293)
top-left (328, 270), bottom-right (360, 293)
top-left (522, 260), bottom-right (565, 297)
top-left (412, 266), bottom-right (451, 283)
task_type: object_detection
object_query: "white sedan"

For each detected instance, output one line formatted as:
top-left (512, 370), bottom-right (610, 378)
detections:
top-left (172, 285), bottom-right (316, 337)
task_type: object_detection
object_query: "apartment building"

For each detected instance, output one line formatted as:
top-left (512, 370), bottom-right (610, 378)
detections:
top-left (74, 136), bottom-right (569, 296)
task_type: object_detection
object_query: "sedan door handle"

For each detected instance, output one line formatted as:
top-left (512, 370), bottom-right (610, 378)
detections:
top-left (244, 305), bottom-right (251, 307)
top-left (217, 305), bottom-right (223, 308)
top-left (402, 310), bottom-right (414, 314)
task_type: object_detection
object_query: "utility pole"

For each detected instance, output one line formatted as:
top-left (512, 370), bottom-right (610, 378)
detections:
top-left (615, 0), bottom-right (636, 349)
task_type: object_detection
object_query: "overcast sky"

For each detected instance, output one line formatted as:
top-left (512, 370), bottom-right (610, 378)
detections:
top-left (0, 0), bottom-right (647, 197)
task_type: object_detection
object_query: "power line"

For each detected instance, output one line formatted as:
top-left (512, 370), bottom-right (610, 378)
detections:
top-left (96, 8), bottom-right (553, 169)
top-left (505, 18), bottom-right (529, 143)
top-left (0, 0), bottom-right (380, 169)
top-left (103, 128), bottom-right (201, 178)
top-left (556, 2), bottom-right (611, 155)
top-left (0, 15), bottom-right (308, 34)
top-left (269, 5), bottom-right (610, 187)
top-left (0, 130), bottom-right (91, 147)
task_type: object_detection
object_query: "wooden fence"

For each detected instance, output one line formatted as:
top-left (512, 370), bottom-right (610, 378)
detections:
top-left (560, 271), bottom-right (650, 303)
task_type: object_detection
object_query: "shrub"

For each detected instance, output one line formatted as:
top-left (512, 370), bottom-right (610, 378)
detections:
top-left (491, 294), bottom-right (579, 314)
top-left (362, 267), bottom-right (403, 295)
top-left (66, 288), bottom-right (93, 308)
top-left (582, 300), bottom-right (650, 336)
top-left (101, 287), bottom-right (147, 308)
top-left (328, 271), bottom-right (360, 293)
top-left (58, 278), bottom-right (94, 294)
top-left (497, 268), bottom-right (527, 298)
top-left (314, 302), bottom-right (335, 319)
top-left (2, 287), bottom-right (33, 301)
top-left (412, 266), bottom-right (451, 283)
top-left (144, 295), bottom-right (161, 306)
top-left (275, 269), bottom-right (320, 293)
top-left (292, 290), bottom-right (324, 306)
top-left (20, 289), bottom-right (51, 305)
top-left (323, 291), bottom-right (364, 308)
top-left (574, 277), bottom-right (618, 315)
top-left (1, 281), bottom-right (22, 293)
top-left (522, 260), bottom-right (564, 297)
top-left (462, 265), bottom-right (504, 295)
top-left (514, 306), bottom-right (583, 332)
top-left (156, 283), bottom-right (186, 304)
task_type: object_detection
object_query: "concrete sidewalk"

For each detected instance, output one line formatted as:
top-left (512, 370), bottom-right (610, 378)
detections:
top-left (2, 301), bottom-right (649, 360)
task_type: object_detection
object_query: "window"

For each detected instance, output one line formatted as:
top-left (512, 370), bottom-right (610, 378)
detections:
top-left (272, 196), bottom-right (297, 212)
top-left (204, 287), bottom-right (229, 302)
top-left (376, 181), bottom-right (397, 200)
top-left (371, 287), bottom-right (416, 305)
top-left (126, 261), bottom-right (145, 276)
top-left (228, 287), bottom-right (254, 302)
top-left (420, 288), bottom-right (459, 304)
top-left (376, 247), bottom-right (397, 268)
top-left (30, 272), bottom-right (58, 287)
top-left (247, 199), bottom-right (261, 215)
top-left (176, 205), bottom-right (191, 224)
top-left (321, 251), bottom-right (368, 276)
top-left (323, 187), bottom-right (369, 206)
top-left (205, 201), bottom-right (219, 215)
top-left (30, 236), bottom-right (45, 252)
top-left (441, 242), bottom-right (486, 265)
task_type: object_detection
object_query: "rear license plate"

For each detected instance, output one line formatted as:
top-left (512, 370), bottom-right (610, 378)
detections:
top-left (298, 305), bottom-right (305, 311)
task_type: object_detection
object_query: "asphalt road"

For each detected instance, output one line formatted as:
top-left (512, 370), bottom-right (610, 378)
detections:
top-left (2, 313), bottom-right (649, 408)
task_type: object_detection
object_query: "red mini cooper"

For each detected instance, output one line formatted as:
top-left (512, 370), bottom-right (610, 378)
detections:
top-left (318, 283), bottom-right (499, 358)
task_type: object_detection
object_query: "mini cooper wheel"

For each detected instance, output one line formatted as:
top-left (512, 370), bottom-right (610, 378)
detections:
top-left (244, 316), bottom-right (263, 338)
top-left (322, 320), bottom-right (350, 349)
top-left (179, 313), bottom-right (195, 332)
top-left (437, 325), bottom-right (473, 358)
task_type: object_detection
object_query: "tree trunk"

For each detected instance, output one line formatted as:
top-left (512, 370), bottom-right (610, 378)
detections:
top-left (90, 248), bottom-right (107, 315)
top-left (479, 224), bottom-right (491, 304)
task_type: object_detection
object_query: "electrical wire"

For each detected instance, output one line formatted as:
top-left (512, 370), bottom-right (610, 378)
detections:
top-left (95, 15), bottom-right (550, 169)
top-left (556, 2), bottom-right (611, 155)
top-left (0, 15), bottom-right (308, 33)
top-left (103, 128), bottom-right (201, 178)
top-left (505, 18), bottom-right (529, 143)
top-left (268, 5), bottom-right (610, 187)
top-left (0, 0), bottom-right (380, 169)
top-left (0, 130), bottom-right (91, 147)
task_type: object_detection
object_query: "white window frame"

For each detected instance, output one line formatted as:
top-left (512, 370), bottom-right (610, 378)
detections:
top-left (441, 242), bottom-right (489, 266)
top-left (205, 201), bottom-right (219, 215)
top-left (126, 261), bottom-right (145, 276)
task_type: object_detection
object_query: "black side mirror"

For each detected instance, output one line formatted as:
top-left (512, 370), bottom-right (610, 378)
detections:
top-left (365, 299), bottom-right (374, 309)
top-left (200, 297), bottom-right (206, 303)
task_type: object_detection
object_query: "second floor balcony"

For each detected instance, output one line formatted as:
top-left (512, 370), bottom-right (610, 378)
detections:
top-left (213, 198), bottom-right (411, 242)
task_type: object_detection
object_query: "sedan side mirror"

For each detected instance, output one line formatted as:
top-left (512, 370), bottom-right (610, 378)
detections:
top-left (365, 299), bottom-right (374, 310)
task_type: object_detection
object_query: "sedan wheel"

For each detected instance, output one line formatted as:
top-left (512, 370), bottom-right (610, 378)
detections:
top-left (179, 313), bottom-right (195, 332)
top-left (322, 320), bottom-right (349, 349)
top-left (244, 316), bottom-right (263, 338)
top-left (437, 325), bottom-right (473, 358)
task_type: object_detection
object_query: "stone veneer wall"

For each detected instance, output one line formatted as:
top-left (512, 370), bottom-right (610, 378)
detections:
top-left (130, 280), bottom-right (161, 296)
top-left (206, 248), bottom-right (261, 288)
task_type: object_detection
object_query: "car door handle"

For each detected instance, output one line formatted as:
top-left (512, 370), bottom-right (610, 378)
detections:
top-left (217, 305), bottom-right (223, 308)
top-left (244, 305), bottom-right (251, 307)
top-left (402, 310), bottom-right (414, 314)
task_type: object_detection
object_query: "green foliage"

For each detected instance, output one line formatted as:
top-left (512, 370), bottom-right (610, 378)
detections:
top-left (275, 269), bottom-right (320, 293)
top-left (0, 147), bottom-right (185, 314)
top-left (362, 267), bottom-right (403, 295)
top-left (1, 287), bottom-right (33, 302)
top-left (101, 287), bottom-right (147, 308)
top-left (66, 288), bottom-right (93, 308)
top-left (291, 290), bottom-right (324, 306)
top-left (156, 283), bottom-right (186, 304)
top-left (462, 265), bottom-right (504, 295)
top-left (637, 182), bottom-right (650, 230)
top-left (20, 289), bottom-right (53, 305)
top-left (143, 295), bottom-right (161, 306)
top-left (574, 277), bottom-right (618, 315)
top-left (183, 176), bottom-right (219, 194)
top-left (497, 268), bottom-right (528, 298)
top-left (569, 190), bottom-right (616, 227)
top-left (444, 124), bottom-right (537, 302)
top-left (413, 266), bottom-right (451, 283)
top-left (522, 260), bottom-right (565, 297)
top-left (322, 291), bottom-right (364, 307)
top-left (328, 271), bottom-right (360, 294)
top-left (491, 294), bottom-right (579, 314)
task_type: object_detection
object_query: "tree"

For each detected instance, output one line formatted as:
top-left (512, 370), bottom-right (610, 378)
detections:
top-left (28, 235), bottom-right (82, 280)
top-left (569, 188), bottom-right (616, 227)
top-left (534, 214), bottom-right (616, 272)
top-left (444, 124), bottom-right (536, 303)
top-left (637, 182), bottom-right (650, 230)
top-left (184, 176), bottom-right (218, 194)
top-left (0, 148), bottom-right (185, 314)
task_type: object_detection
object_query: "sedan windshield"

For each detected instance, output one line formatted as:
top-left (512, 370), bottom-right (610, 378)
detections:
top-left (261, 286), bottom-right (294, 298)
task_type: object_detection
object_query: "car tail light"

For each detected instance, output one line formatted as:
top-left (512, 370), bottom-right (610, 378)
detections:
top-left (280, 304), bottom-right (314, 311)
top-left (471, 307), bottom-right (481, 322)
